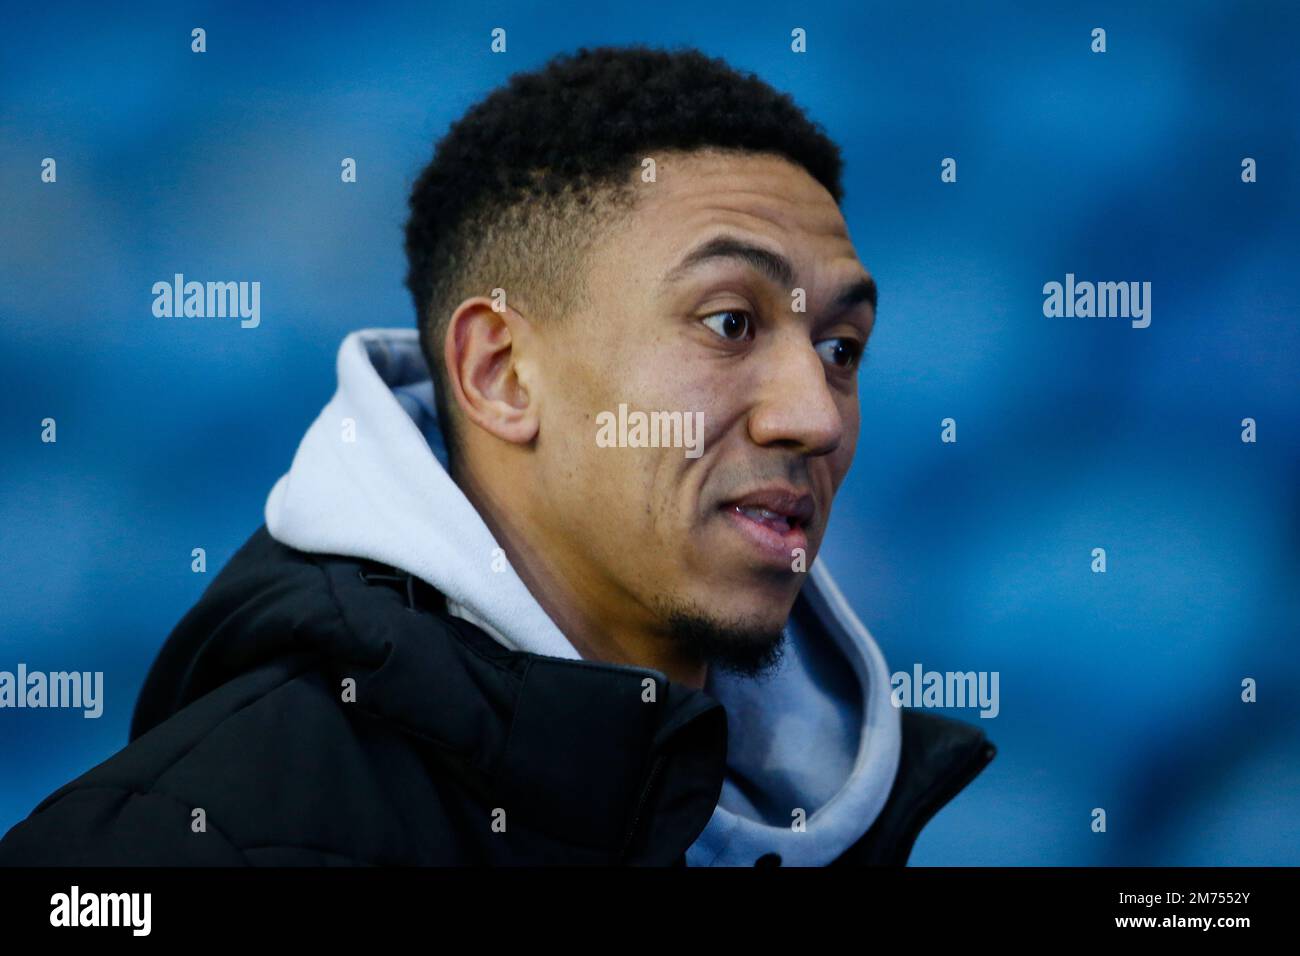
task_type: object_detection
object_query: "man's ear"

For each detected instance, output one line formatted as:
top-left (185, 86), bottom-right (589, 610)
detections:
top-left (443, 297), bottom-right (540, 447)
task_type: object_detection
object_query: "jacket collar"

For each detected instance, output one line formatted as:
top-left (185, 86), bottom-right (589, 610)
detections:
top-left (340, 553), bottom-right (729, 862)
top-left (835, 707), bottom-right (996, 864)
top-left (344, 549), bottom-right (992, 865)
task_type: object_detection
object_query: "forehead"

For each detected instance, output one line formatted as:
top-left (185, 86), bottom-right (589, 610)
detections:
top-left (596, 150), bottom-right (861, 284)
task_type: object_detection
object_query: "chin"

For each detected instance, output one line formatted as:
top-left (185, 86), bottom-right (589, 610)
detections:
top-left (704, 584), bottom-right (797, 630)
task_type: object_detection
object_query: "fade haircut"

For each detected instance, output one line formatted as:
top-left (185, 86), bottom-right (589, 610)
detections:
top-left (403, 43), bottom-right (845, 468)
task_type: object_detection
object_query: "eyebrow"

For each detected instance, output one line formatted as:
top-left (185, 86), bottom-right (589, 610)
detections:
top-left (662, 234), bottom-right (877, 312)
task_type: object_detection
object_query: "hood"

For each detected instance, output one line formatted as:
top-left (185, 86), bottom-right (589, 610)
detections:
top-left (265, 328), bottom-right (902, 866)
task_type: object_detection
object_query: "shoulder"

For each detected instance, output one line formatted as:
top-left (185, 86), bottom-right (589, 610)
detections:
top-left (0, 529), bottom-right (495, 867)
top-left (0, 659), bottom-right (368, 866)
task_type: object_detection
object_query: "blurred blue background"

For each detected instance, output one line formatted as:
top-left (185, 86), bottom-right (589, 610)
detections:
top-left (2, 0), bottom-right (1297, 864)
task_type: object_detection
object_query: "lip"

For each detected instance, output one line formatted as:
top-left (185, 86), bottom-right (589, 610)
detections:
top-left (718, 487), bottom-right (815, 568)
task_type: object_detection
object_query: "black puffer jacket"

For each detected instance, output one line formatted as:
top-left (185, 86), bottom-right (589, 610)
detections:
top-left (0, 526), bottom-right (995, 866)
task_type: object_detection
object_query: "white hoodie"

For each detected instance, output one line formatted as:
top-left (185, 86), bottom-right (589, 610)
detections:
top-left (265, 327), bottom-right (901, 866)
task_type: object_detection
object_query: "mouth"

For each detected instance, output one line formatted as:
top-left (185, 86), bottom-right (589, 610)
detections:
top-left (718, 488), bottom-right (815, 568)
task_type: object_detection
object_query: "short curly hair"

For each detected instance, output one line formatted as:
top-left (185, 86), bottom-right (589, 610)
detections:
top-left (403, 43), bottom-right (845, 466)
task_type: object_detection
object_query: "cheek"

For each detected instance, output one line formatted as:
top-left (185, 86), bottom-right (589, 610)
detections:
top-left (827, 402), bottom-right (860, 492)
top-left (553, 327), bottom-right (720, 527)
top-left (543, 408), bottom-right (662, 525)
top-left (644, 358), bottom-right (743, 453)
top-left (841, 414), bottom-right (859, 464)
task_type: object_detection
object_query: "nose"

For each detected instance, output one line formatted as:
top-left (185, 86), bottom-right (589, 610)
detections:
top-left (747, 332), bottom-right (844, 457)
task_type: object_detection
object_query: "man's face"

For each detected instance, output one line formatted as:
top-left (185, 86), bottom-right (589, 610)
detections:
top-left (530, 150), bottom-right (875, 674)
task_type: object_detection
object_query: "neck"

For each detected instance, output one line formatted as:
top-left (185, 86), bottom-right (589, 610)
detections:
top-left (451, 455), bottom-right (709, 690)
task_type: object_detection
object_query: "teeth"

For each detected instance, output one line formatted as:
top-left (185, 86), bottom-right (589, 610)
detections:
top-left (737, 505), bottom-right (792, 532)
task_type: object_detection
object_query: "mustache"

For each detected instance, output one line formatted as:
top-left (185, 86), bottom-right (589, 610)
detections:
top-left (710, 461), bottom-right (819, 508)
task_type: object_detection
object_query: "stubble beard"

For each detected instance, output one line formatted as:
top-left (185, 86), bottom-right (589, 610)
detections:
top-left (651, 595), bottom-right (788, 680)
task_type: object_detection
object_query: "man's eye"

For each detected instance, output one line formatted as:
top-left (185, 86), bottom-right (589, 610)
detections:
top-left (700, 309), bottom-right (754, 341)
top-left (815, 337), bottom-right (865, 370)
